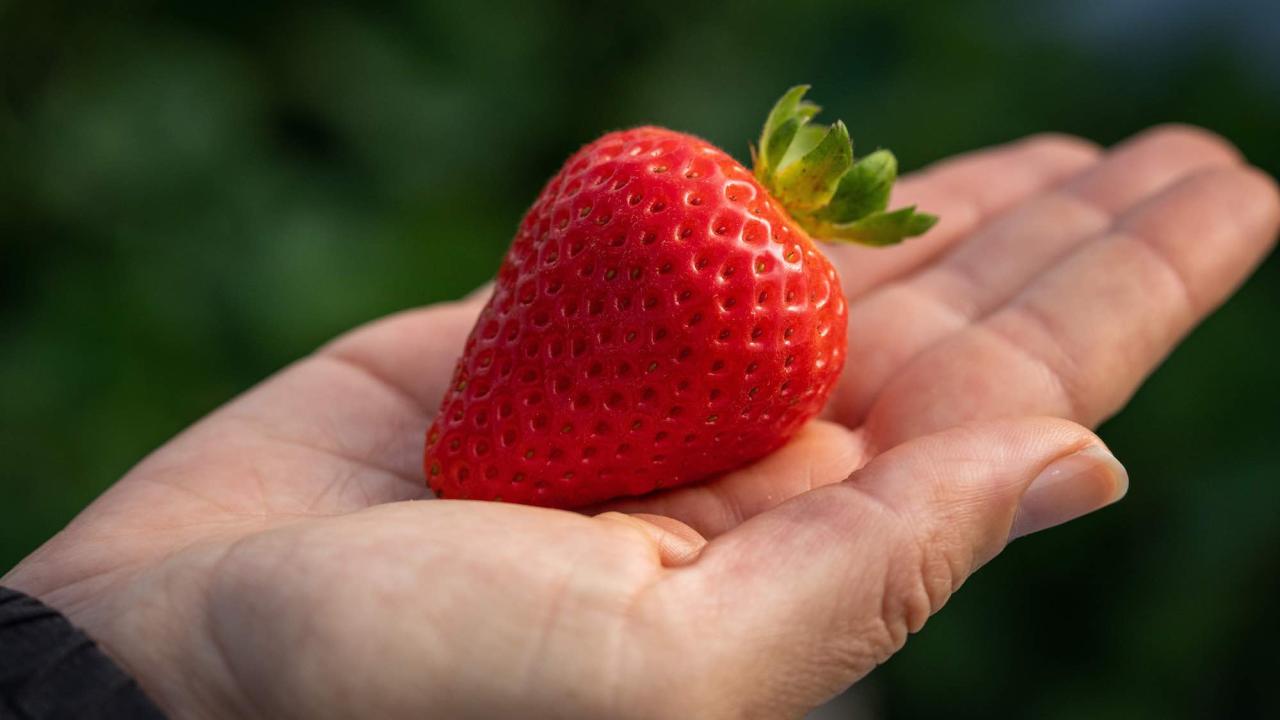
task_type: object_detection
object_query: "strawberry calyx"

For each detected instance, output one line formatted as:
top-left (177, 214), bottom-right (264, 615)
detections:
top-left (752, 85), bottom-right (938, 246)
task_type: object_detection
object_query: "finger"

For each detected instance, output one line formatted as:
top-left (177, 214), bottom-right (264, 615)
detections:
top-left (676, 418), bottom-right (1125, 716)
top-left (867, 164), bottom-right (1280, 445)
top-left (596, 420), bottom-right (867, 538)
top-left (593, 511), bottom-right (707, 566)
top-left (829, 134), bottom-right (1101, 299)
top-left (831, 125), bottom-right (1243, 425)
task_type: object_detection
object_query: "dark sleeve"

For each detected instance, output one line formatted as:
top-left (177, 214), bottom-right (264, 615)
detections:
top-left (0, 587), bottom-right (165, 720)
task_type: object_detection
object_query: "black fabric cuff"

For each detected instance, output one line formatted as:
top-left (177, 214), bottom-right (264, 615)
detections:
top-left (0, 587), bottom-right (165, 720)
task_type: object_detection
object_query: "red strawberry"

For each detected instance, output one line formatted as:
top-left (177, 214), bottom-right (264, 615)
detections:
top-left (425, 86), bottom-right (935, 508)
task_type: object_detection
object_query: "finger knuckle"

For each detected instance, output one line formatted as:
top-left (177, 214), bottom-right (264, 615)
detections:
top-left (1142, 123), bottom-right (1243, 164)
top-left (874, 522), bottom-right (957, 659)
top-left (1023, 132), bottom-right (1102, 162)
top-left (1239, 166), bottom-right (1280, 218)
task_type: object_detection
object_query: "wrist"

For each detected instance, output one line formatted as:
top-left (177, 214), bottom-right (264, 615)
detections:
top-left (6, 542), bottom-right (249, 720)
top-left (0, 587), bottom-right (165, 719)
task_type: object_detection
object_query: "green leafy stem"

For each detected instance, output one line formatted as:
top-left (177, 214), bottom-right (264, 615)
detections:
top-left (752, 85), bottom-right (937, 246)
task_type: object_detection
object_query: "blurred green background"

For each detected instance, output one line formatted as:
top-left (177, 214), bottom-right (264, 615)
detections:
top-left (2, 0), bottom-right (1277, 717)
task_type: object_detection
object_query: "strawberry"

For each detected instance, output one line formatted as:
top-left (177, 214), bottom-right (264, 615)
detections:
top-left (425, 86), bottom-right (935, 508)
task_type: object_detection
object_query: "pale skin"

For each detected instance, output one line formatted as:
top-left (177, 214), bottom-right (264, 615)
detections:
top-left (4, 126), bottom-right (1277, 719)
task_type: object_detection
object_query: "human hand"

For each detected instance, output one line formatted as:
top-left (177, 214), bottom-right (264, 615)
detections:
top-left (4, 126), bottom-right (1276, 719)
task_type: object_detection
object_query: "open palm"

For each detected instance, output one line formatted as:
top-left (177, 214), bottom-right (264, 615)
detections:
top-left (5, 127), bottom-right (1276, 719)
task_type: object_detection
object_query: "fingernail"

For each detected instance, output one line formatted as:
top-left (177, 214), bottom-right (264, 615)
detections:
top-left (1009, 446), bottom-right (1129, 540)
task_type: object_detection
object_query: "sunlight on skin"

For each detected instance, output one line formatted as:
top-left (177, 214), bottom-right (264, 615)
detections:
top-left (4, 126), bottom-right (1277, 719)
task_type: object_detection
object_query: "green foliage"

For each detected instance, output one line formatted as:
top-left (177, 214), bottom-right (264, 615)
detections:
top-left (754, 85), bottom-right (934, 245)
top-left (772, 120), bottom-right (853, 211)
top-left (2, 1), bottom-right (1279, 717)
top-left (818, 149), bottom-right (897, 225)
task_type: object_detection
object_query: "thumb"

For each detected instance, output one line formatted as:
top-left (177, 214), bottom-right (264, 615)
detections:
top-left (682, 417), bottom-right (1127, 716)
